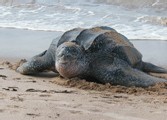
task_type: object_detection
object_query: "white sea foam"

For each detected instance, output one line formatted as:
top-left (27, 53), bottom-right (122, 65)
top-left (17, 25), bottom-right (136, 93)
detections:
top-left (0, 0), bottom-right (166, 40)
top-left (136, 16), bottom-right (167, 26)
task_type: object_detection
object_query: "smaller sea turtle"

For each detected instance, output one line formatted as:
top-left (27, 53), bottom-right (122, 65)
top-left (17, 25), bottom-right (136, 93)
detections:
top-left (17, 26), bottom-right (167, 87)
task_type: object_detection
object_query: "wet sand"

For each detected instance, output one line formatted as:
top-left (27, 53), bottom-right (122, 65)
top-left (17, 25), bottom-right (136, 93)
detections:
top-left (0, 28), bottom-right (62, 60)
top-left (131, 40), bottom-right (167, 67)
top-left (0, 28), bottom-right (167, 120)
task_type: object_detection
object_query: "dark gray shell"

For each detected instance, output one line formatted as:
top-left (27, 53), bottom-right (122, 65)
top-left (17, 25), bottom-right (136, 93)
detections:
top-left (57, 26), bottom-right (142, 66)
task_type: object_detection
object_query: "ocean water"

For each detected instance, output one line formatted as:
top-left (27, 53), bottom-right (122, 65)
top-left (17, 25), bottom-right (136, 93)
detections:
top-left (0, 0), bottom-right (167, 40)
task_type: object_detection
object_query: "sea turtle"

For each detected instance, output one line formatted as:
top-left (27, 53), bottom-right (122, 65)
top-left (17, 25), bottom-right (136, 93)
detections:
top-left (17, 26), bottom-right (167, 87)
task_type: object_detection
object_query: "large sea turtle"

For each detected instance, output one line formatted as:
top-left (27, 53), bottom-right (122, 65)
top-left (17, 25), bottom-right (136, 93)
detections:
top-left (17, 26), bottom-right (167, 87)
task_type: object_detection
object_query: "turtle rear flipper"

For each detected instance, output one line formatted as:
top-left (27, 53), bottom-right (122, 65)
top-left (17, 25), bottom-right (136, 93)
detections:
top-left (92, 58), bottom-right (167, 87)
top-left (142, 62), bottom-right (167, 73)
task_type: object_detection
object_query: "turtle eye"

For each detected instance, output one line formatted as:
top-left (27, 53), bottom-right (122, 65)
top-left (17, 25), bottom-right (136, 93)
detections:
top-left (68, 47), bottom-right (79, 56)
top-left (71, 49), bottom-right (78, 56)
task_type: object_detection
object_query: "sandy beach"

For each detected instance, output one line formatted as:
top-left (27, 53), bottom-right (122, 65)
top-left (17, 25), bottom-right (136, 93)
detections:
top-left (0, 28), bottom-right (167, 120)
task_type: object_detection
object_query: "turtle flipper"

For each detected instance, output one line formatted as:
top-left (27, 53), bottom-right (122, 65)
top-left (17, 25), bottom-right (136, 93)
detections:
top-left (142, 62), bottom-right (167, 73)
top-left (17, 50), bottom-right (56, 75)
top-left (92, 59), bottom-right (167, 87)
top-left (17, 59), bottom-right (45, 75)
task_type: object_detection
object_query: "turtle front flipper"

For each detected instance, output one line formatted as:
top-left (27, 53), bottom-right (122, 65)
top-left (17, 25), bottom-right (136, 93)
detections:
top-left (92, 58), bottom-right (167, 87)
top-left (17, 50), bottom-right (56, 75)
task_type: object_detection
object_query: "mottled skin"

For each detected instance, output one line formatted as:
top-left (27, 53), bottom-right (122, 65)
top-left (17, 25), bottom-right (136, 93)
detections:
top-left (17, 26), bottom-right (167, 87)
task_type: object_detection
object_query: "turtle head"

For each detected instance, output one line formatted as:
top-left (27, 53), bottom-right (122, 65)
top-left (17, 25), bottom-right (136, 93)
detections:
top-left (56, 42), bottom-right (87, 78)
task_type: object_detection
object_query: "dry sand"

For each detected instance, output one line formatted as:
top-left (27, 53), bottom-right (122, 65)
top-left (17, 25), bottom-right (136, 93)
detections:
top-left (0, 60), bottom-right (167, 120)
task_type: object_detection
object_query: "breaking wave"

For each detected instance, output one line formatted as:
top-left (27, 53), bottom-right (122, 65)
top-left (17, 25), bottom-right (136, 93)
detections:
top-left (1, 0), bottom-right (167, 9)
top-left (0, 0), bottom-right (166, 40)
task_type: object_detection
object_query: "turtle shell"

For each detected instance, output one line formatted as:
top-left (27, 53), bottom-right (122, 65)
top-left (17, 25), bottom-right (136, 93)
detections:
top-left (56, 26), bottom-right (142, 66)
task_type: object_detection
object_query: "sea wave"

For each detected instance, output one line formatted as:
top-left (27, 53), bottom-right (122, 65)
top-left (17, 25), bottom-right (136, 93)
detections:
top-left (95, 0), bottom-right (167, 10)
top-left (136, 16), bottom-right (167, 26)
top-left (0, 0), bottom-right (166, 40)
top-left (0, 0), bottom-right (167, 10)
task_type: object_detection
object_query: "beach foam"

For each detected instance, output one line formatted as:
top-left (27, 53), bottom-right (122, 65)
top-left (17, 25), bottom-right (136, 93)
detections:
top-left (0, 0), bottom-right (166, 40)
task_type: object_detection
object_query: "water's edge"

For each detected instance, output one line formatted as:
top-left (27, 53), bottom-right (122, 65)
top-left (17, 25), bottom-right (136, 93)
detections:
top-left (0, 0), bottom-right (166, 40)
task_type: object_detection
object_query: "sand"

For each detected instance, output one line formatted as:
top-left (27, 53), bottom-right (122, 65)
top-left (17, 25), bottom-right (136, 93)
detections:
top-left (0, 28), bottom-right (167, 120)
top-left (1, 59), bottom-right (167, 120)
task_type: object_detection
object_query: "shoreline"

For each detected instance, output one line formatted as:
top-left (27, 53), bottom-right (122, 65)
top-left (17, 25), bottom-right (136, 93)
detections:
top-left (0, 27), bottom-right (62, 59)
